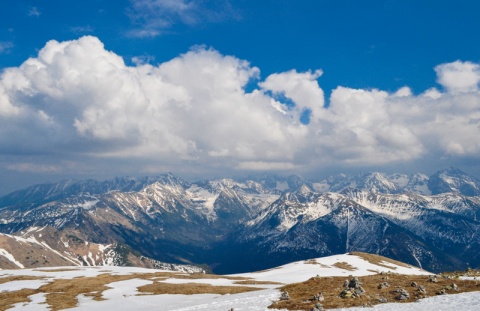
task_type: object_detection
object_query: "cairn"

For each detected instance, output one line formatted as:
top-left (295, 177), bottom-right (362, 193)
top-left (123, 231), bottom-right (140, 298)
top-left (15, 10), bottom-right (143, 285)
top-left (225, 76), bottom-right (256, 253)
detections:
top-left (340, 277), bottom-right (366, 298)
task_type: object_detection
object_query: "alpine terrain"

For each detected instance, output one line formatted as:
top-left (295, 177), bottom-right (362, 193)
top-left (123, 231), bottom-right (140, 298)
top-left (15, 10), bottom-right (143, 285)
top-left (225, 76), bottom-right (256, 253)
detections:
top-left (1, 167), bottom-right (479, 274)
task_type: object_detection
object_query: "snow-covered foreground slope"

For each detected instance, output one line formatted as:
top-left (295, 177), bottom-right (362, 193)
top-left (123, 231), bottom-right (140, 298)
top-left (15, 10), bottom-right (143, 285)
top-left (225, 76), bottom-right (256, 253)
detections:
top-left (234, 253), bottom-right (430, 284)
top-left (1, 253), bottom-right (479, 311)
top-left (329, 292), bottom-right (480, 311)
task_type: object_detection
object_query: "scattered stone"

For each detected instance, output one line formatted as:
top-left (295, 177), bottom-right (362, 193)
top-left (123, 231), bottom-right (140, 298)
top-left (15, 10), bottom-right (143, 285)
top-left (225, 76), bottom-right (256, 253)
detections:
top-left (436, 289), bottom-right (447, 295)
top-left (428, 275), bottom-right (438, 283)
top-left (310, 302), bottom-right (324, 311)
top-left (411, 282), bottom-right (418, 287)
top-left (280, 291), bottom-right (290, 300)
top-left (340, 288), bottom-right (353, 298)
top-left (417, 285), bottom-right (427, 294)
top-left (445, 283), bottom-right (459, 291)
top-left (313, 292), bottom-right (324, 301)
top-left (343, 280), bottom-right (349, 288)
top-left (394, 288), bottom-right (410, 300)
top-left (377, 282), bottom-right (390, 289)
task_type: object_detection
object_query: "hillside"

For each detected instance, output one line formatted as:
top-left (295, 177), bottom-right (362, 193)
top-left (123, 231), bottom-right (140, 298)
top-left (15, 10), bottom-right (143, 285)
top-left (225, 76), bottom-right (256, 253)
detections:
top-left (1, 253), bottom-right (480, 311)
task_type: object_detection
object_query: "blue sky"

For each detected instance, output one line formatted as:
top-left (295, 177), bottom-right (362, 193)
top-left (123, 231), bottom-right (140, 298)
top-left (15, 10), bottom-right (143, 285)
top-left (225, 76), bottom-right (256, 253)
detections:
top-left (1, 0), bottom-right (480, 193)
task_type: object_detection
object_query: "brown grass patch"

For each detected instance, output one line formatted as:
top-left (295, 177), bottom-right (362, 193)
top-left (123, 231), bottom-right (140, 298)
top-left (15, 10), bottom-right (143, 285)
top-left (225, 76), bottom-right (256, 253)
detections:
top-left (333, 262), bottom-right (357, 271)
top-left (137, 281), bottom-right (262, 295)
top-left (269, 273), bottom-right (480, 310)
top-left (0, 288), bottom-right (37, 311)
top-left (350, 252), bottom-right (411, 269)
top-left (0, 270), bottom-right (263, 311)
top-left (38, 274), bottom-right (136, 310)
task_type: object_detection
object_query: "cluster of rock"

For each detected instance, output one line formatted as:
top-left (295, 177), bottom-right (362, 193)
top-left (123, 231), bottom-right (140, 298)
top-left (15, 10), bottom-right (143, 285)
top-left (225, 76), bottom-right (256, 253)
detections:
top-left (437, 283), bottom-right (459, 295)
top-left (377, 282), bottom-right (390, 289)
top-left (340, 277), bottom-right (366, 298)
top-left (393, 288), bottom-right (410, 300)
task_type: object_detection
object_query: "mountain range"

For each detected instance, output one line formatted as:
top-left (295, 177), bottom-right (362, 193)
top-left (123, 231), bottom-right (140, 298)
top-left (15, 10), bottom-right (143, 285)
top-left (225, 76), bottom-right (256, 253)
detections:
top-left (1, 167), bottom-right (479, 273)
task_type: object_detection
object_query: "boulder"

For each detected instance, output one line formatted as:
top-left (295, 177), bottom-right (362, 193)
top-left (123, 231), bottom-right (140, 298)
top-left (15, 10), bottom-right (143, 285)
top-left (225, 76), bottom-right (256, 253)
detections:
top-left (394, 288), bottom-right (410, 300)
top-left (417, 285), bottom-right (427, 294)
top-left (280, 291), bottom-right (290, 300)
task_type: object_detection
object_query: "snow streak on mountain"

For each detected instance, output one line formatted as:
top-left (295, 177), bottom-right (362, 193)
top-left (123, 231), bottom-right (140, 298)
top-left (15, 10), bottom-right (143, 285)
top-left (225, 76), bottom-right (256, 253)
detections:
top-left (1, 167), bottom-right (479, 273)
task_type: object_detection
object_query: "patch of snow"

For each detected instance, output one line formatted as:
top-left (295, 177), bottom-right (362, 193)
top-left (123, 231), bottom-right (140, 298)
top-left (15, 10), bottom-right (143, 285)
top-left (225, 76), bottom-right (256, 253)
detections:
top-left (0, 279), bottom-right (48, 292)
top-left (9, 293), bottom-right (48, 310)
top-left (0, 248), bottom-right (24, 268)
top-left (233, 253), bottom-right (429, 284)
top-left (330, 291), bottom-right (480, 311)
top-left (78, 199), bottom-right (99, 210)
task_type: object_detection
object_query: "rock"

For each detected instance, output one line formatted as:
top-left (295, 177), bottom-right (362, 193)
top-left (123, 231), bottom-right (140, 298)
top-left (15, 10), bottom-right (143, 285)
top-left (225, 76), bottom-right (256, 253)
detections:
top-left (377, 297), bottom-right (387, 303)
top-left (378, 282), bottom-right (390, 289)
top-left (354, 287), bottom-right (365, 297)
top-left (313, 292), bottom-right (324, 301)
top-left (411, 282), bottom-right (418, 287)
top-left (341, 277), bottom-right (366, 298)
top-left (428, 275), bottom-right (438, 283)
top-left (280, 291), bottom-right (290, 300)
top-left (445, 283), bottom-right (459, 291)
top-left (394, 288), bottom-right (410, 300)
top-left (349, 277), bottom-right (362, 289)
top-left (436, 289), bottom-right (447, 295)
top-left (310, 302), bottom-right (324, 311)
top-left (417, 285), bottom-right (427, 294)
top-left (343, 280), bottom-right (349, 288)
top-left (340, 289), bottom-right (353, 298)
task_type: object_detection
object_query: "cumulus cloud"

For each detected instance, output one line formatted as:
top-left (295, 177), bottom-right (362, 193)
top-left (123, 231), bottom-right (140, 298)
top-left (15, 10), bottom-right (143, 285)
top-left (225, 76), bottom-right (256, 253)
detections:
top-left (127, 0), bottom-right (238, 37)
top-left (0, 36), bottom-right (479, 177)
top-left (260, 69), bottom-right (324, 123)
top-left (435, 61), bottom-right (480, 93)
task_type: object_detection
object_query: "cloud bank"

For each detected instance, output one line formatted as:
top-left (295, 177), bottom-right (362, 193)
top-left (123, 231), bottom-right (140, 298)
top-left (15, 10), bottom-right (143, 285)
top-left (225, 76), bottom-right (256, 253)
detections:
top-left (0, 36), bottom-right (479, 177)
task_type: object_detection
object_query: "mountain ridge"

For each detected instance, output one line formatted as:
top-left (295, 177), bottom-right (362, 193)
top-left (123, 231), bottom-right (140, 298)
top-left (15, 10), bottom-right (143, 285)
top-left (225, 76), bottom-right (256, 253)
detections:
top-left (1, 167), bottom-right (480, 273)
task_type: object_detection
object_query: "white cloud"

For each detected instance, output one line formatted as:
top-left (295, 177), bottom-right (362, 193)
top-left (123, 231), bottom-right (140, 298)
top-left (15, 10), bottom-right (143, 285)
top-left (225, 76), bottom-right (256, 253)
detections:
top-left (127, 0), bottom-right (237, 37)
top-left (0, 41), bottom-right (14, 54)
top-left (6, 163), bottom-right (61, 173)
top-left (435, 60), bottom-right (480, 93)
top-left (260, 69), bottom-right (324, 122)
top-left (27, 6), bottom-right (41, 17)
top-left (1, 36), bottom-right (480, 177)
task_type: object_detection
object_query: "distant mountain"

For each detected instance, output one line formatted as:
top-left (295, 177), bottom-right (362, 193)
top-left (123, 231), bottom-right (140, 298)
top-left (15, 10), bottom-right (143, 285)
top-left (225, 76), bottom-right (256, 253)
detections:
top-left (428, 167), bottom-right (480, 196)
top-left (0, 226), bottom-right (204, 272)
top-left (1, 168), bottom-right (480, 273)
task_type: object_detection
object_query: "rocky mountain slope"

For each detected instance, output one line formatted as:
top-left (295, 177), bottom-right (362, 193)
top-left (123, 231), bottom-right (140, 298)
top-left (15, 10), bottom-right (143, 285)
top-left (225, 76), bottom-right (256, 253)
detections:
top-left (1, 167), bottom-right (479, 273)
top-left (0, 226), bottom-right (205, 272)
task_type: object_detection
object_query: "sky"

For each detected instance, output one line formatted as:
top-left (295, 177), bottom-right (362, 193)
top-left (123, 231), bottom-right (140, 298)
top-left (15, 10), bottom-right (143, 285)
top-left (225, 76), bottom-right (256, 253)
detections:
top-left (1, 0), bottom-right (480, 194)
